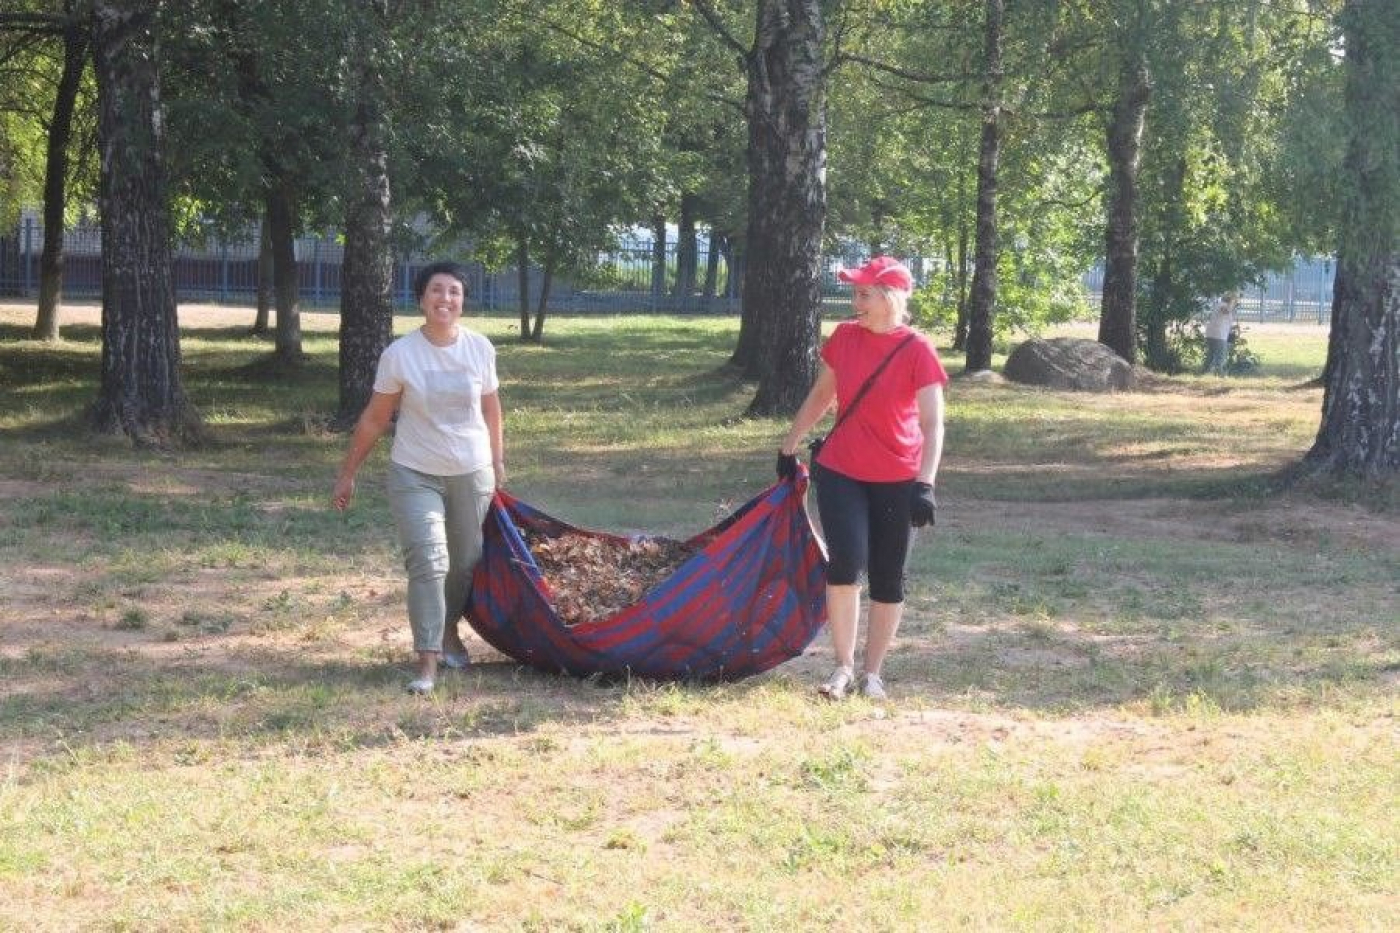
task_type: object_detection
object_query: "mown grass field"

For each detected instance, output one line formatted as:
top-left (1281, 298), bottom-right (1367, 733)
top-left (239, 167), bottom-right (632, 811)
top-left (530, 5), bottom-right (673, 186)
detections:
top-left (0, 302), bottom-right (1395, 931)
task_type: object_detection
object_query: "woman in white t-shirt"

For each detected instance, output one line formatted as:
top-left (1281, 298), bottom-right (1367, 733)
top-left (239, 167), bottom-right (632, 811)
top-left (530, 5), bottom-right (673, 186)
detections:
top-left (333, 261), bottom-right (505, 694)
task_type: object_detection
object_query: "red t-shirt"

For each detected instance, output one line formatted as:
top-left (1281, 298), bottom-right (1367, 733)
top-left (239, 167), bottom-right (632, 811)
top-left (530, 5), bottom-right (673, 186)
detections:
top-left (816, 322), bottom-right (948, 482)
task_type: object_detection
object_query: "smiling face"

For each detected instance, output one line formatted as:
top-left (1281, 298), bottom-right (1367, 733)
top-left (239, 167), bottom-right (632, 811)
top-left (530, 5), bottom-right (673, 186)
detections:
top-left (419, 273), bottom-right (465, 328)
top-left (852, 285), bottom-right (896, 331)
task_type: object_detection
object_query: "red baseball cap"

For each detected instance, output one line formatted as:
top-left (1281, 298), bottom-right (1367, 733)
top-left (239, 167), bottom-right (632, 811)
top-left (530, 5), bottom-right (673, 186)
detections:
top-left (837, 255), bottom-right (913, 291)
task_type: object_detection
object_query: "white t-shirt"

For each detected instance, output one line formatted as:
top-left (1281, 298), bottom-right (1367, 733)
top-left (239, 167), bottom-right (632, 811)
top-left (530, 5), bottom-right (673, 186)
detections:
top-left (372, 327), bottom-right (499, 476)
top-left (1205, 301), bottom-right (1236, 340)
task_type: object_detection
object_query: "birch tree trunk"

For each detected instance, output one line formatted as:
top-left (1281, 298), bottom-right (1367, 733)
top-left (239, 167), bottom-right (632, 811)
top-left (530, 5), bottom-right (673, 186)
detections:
top-left (963, 0), bottom-right (1005, 373)
top-left (742, 0), bottom-right (827, 416)
top-left (253, 216), bottom-right (271, 335)
top-left (1303, 0), bottom-right (1399, 476)
top-left (516, 236), bottom-right (531, 338)
top-left (1098, 52), bottom-right (1151, 364)
top-left (952, 221), bottom-right (970, 352)
top-left (33, 5), bottom-right (87, 342)
top-left (266, 179), bottom-right (302, 365)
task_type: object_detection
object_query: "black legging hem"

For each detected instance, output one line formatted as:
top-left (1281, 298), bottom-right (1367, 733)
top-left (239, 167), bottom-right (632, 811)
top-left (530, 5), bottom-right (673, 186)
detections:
top-left (813, 463), bottom-right (914, 603)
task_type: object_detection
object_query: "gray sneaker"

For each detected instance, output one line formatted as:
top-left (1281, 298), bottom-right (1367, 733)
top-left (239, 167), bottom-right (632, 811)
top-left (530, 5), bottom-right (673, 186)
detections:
top-left (818, 666), bottom-right (855, 700)
top-left (406, 676), bottom-right (435, 695)
top-left (859, 672), bottom-right (888, 700)
top-left (440, 651), bottom-right (469, 671)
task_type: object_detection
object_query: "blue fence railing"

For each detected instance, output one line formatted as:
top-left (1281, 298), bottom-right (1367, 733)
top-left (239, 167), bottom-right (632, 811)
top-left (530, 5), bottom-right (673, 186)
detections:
top-left (1, 215), bottom-right (1334, 322)
top-left (0, 219), bottom-right (748, 314)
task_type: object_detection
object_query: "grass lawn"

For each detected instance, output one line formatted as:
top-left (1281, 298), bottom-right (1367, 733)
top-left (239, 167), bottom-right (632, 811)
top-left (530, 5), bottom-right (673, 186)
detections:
top-left (0, 302), bottom-right (1395, 931)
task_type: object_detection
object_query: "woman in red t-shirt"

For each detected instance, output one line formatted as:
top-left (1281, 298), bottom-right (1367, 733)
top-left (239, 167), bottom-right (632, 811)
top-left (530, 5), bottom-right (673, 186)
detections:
top-left (777, 257), bottom-right (947, 700)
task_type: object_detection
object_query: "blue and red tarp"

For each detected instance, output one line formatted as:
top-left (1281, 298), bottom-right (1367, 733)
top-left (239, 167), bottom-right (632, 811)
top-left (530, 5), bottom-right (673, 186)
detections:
top-left (464, 468), bottom-right (828, 680)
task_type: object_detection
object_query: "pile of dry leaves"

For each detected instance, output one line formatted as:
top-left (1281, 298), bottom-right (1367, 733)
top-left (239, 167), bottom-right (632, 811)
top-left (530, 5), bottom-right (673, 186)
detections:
top-left (523, 530), bottom-right (698, 626)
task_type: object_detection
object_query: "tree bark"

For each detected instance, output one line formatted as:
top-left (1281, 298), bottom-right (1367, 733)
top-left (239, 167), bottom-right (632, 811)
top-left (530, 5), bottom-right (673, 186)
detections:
top-left (516, 235), bottom-right (531, 339)
top-left (1307, 259), bottom-right (1399, 474)
top-left (952, 223), bottom-right (970, 351)
top-left (253, 214), bottom-right (271, 335)
top-left (1303, 0), bottom-right (1399, 477)
top-left (963, 0), bottom-right (1005, 373)
top-left (1098, 52), bottom-right (1151, 364)
top-left (33, 6), bottom-right (87, 342)
top-left (726, 236), bottom-right (744, 300)
top-left (741, 0), bottom-right (828, 416)
top-left (1143, 253), bottom-right (1174, 370)
top-left (650, 213), bottom-right (666, 306)
top-left (530, 252), bottom-right (552, 343)
top-left (700, 228), bottom-right (723, 312)
top-left (727, 231), bottom-right (762, 370)
top-left (266, 179), bottom-right (302, 364)
top-left (89, 0), bottom-right (201, 445)
top-left (674, 191), bottom-right (698, 309)
top-left (222, 4), bottom-right (272, 338)
top-left (1142, 153), bottom-right (1189, 371)
top-left (334, 0), bottom-right (394, 430)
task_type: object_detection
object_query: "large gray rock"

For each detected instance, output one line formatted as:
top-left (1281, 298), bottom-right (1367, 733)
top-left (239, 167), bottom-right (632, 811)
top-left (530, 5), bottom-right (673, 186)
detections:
top-left (1003, 337), bottom-right (1135, 391)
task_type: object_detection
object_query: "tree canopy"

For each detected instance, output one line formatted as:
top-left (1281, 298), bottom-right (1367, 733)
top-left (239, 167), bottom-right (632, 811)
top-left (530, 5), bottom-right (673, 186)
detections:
top-left (1, 0), bottom-right (1392, 472)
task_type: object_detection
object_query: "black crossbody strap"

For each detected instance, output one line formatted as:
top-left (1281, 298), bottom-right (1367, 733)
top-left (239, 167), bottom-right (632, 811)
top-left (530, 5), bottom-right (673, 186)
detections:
top-left (827, 332), bottom-right (919, 438)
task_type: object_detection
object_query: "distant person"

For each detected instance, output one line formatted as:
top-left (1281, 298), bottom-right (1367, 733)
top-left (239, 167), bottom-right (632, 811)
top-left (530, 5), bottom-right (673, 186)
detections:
top-left (1204, 291), bottom-right (1240, 376)
top-left (776, 256), bottom-right (948, 701)
top-left (332, 261), bottom-right (505, 695)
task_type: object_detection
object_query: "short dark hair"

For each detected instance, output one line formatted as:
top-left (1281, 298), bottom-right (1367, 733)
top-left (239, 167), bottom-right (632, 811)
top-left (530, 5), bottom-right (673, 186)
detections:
top-left (413, 261), bottom-right (471, 300)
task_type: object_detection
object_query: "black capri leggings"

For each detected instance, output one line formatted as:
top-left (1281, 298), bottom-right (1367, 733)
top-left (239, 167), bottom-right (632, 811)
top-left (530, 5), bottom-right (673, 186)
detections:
top-left (813, 464), bottom-right (915, 604)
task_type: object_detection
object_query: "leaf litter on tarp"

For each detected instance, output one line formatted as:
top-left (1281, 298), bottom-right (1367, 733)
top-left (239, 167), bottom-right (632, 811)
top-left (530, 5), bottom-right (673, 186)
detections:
top-left (521, 530), bottom-right (699, 626)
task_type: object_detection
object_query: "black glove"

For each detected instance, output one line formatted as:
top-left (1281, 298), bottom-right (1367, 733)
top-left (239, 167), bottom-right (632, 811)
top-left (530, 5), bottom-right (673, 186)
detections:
top-left (910, 482), bottom-right (936, 528)
top-left (776, 452), bottom-right (798, 481)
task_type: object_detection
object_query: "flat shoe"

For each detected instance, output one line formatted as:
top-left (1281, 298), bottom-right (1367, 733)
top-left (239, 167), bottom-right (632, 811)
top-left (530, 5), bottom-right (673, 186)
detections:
top-left (440, 651), bottom-right (469, 671)
top-left (860, 672), bottom-right (888, 700)
top-left (818, 666), bottom-right (854, 700)
top-left (406, 676), bottom-right (435, 695)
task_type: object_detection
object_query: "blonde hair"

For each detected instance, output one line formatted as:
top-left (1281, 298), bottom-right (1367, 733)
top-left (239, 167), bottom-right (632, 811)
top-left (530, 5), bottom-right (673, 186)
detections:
top-left (877, 285), bottom-right (912, 324)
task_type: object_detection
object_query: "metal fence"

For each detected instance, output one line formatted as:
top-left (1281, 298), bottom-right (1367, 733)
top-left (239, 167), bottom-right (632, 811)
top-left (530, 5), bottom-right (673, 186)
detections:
top-left (0, 218), bottom-right (748, 313)
top-left (1, 214), bottom-right (1334, 322)
top-left (1080, 258), bottom-right (1335, 324)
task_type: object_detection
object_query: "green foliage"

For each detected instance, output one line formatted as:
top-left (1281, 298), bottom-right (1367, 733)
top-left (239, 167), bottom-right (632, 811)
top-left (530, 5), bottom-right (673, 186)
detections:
top-left (0, 109), bottom-right (46, 226)
top-left (160, 0), bottom-right (353, 237)
top-left (1158, 319), bottom-right (1262, 376)
top-left (1259, 6), bottom-right (1347, 254)
top-left (1127, 1), bottom-right (1339, 368)
top-left (994, 231), bottom-right (1097, 333)
top-left (1226, 335), bottom-right (1261, 376)
top-left (0, 5), bottom-right (99, 227)
top-left (908, 279), bottom-right (957, 331)
top-left (1335, 0), bottom-right (1400, 256)
top-left (0, 0), bottom-right (1373, 370)
top-left (404, 1), bottom-right (676, 293)
top-left (828, 0), bottom-right (1108, 342)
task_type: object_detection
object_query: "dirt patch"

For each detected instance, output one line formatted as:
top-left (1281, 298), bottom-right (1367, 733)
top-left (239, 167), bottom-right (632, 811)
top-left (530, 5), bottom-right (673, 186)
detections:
top-left (0, 478), bottom-right (50, 502)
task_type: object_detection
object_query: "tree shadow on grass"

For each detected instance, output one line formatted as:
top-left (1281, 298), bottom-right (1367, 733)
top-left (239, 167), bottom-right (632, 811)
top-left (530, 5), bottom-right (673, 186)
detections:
top-left (1, 611), bottom-right (1391, 764)
top-left (0, 649), bottom-right (690, 760)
